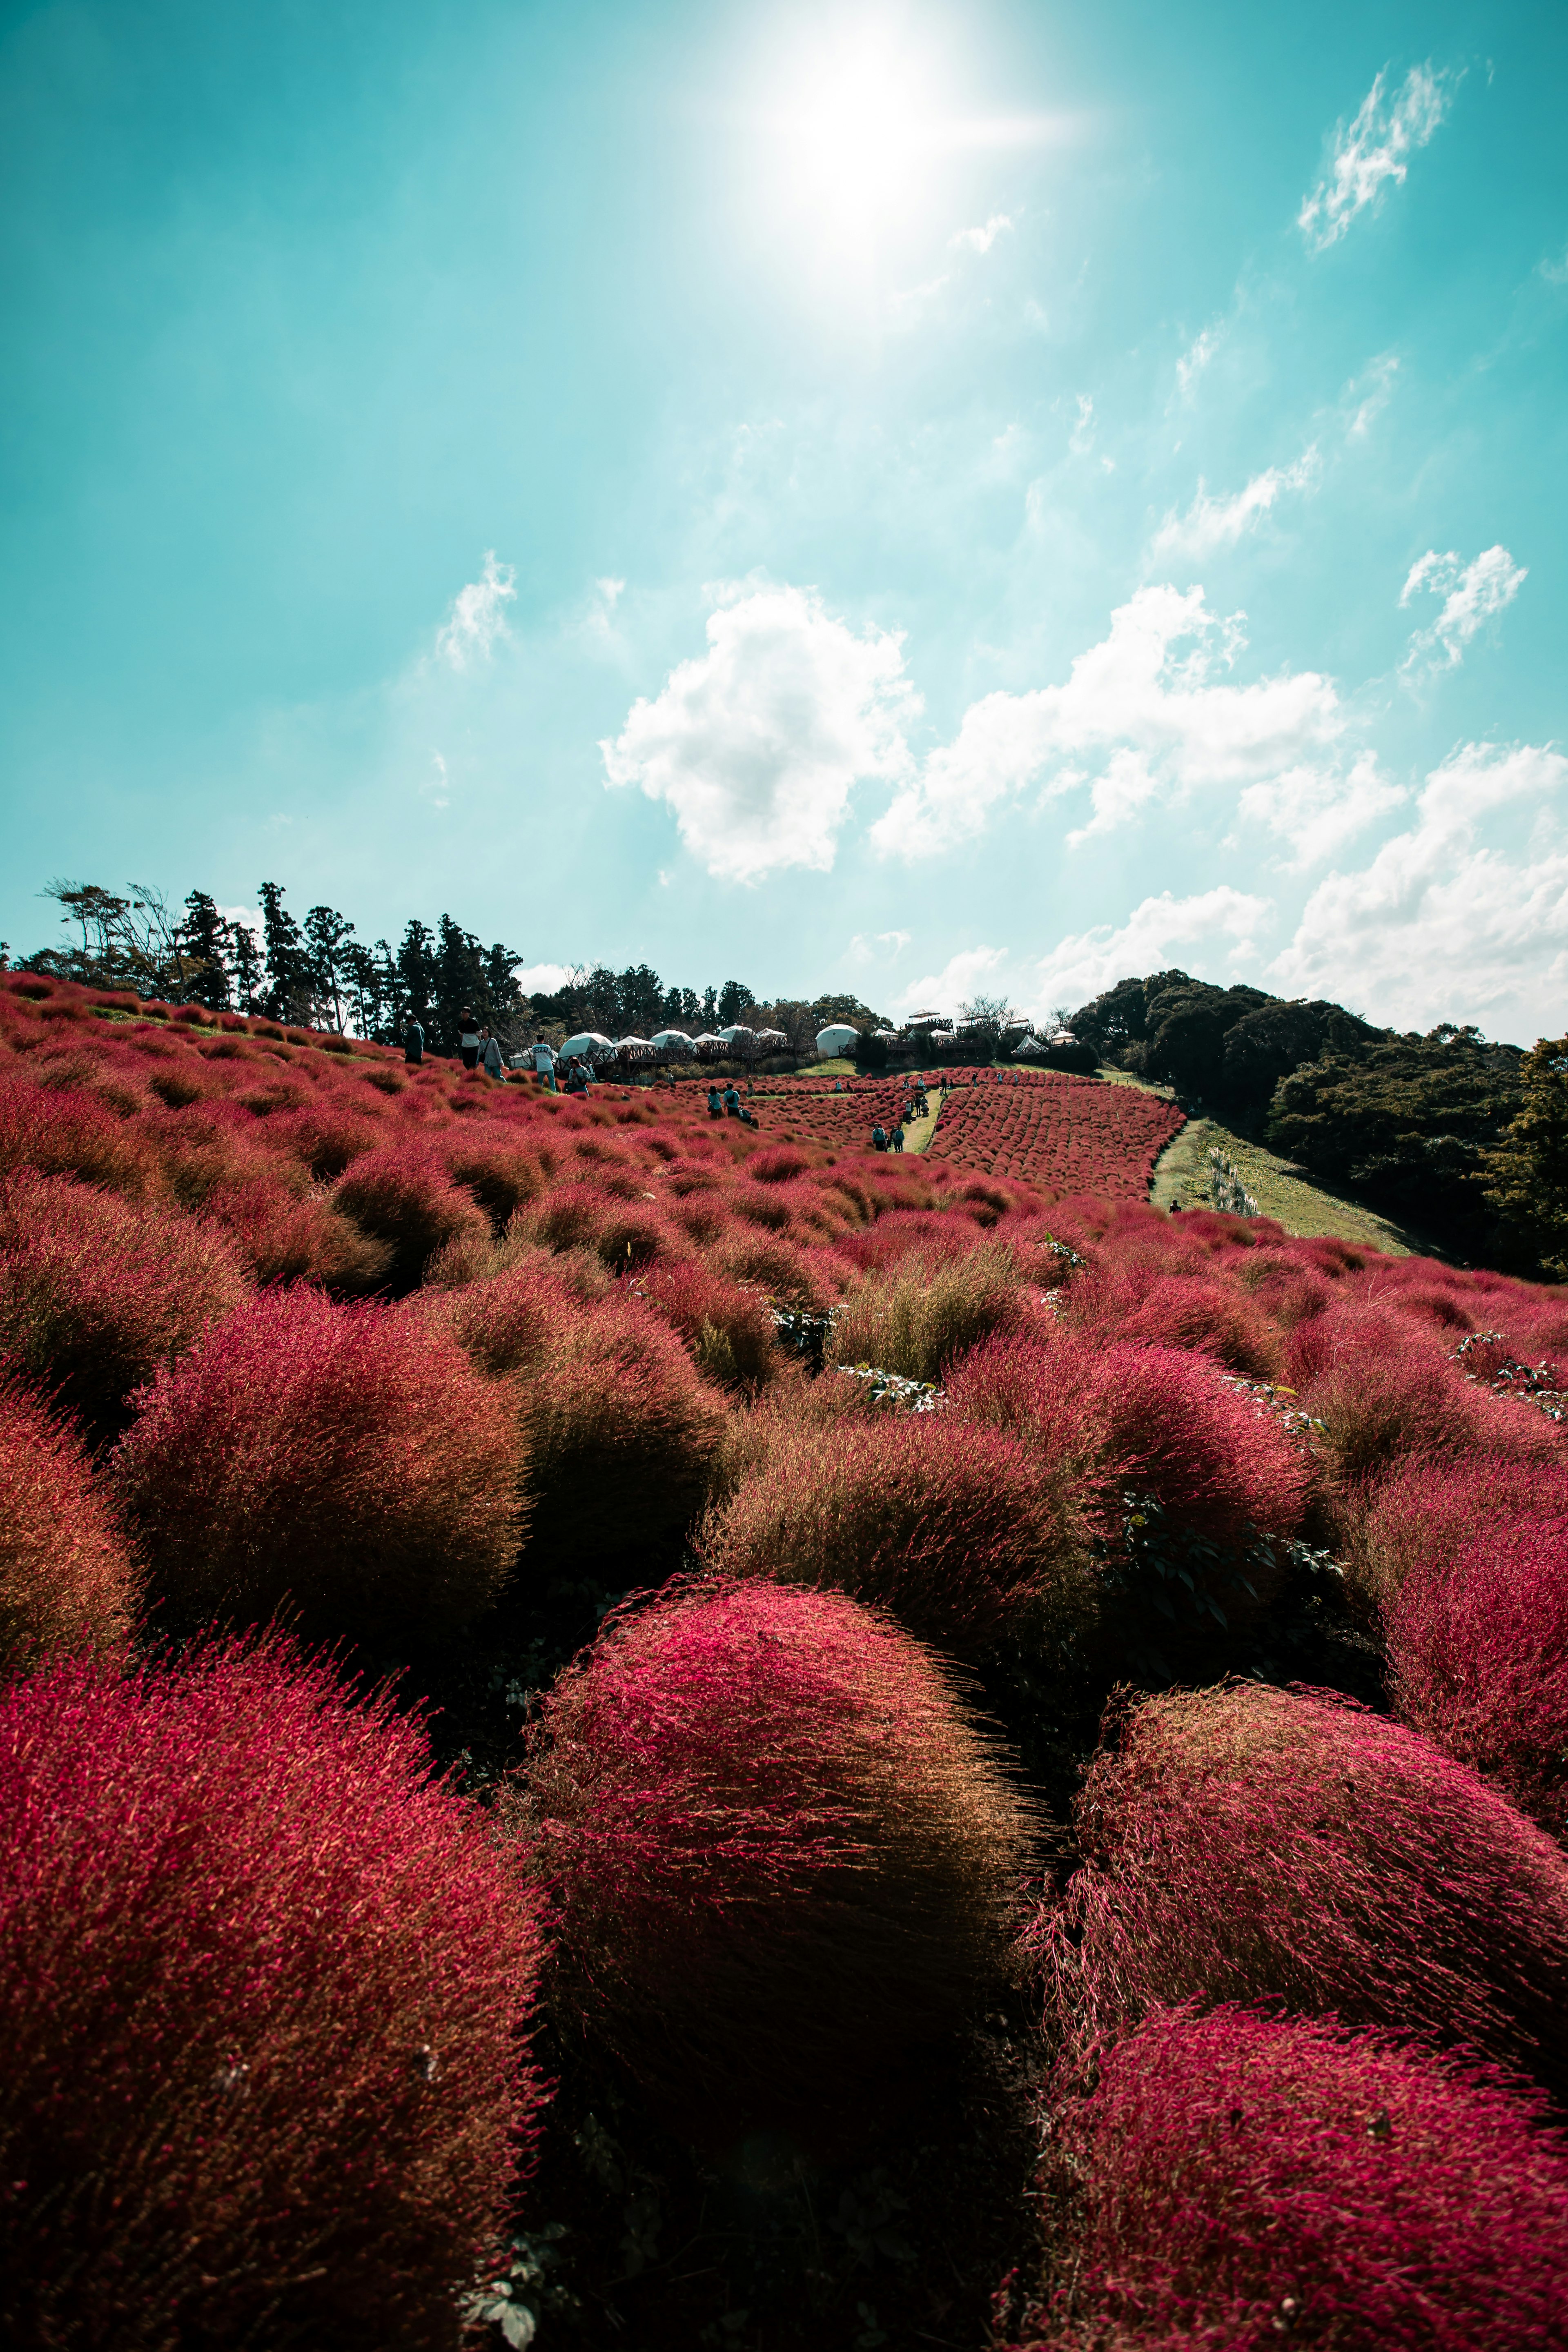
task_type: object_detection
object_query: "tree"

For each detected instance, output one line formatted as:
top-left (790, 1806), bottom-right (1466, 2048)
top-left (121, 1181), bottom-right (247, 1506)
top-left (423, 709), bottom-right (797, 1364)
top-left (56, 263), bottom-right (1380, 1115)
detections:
top-left (396, 920), bottom-right (438, 1036)
top-left (258, 884), bottom-right (316, 1024)
top-left (717, 980), bottom-right (756, 1027)
top-left (1485, 1035), bottom-right (1568, 1280)
top-left (176, 893), bottom-right (232, 1010)
top-left (225, 917), bottom-right (265, 1014)
top-left (32, 880), bottom-right (203, 996)
top-left (303, 905), bottom-right (355, 1033)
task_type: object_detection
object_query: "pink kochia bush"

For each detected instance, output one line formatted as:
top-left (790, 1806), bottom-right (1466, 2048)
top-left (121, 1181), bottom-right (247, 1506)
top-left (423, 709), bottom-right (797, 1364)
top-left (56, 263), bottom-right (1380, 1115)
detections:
top-left (0, 1637), bottom-right (550, 2351)
top-left (1045, 1683), bottom-right (1568, 2105)
top-left (0, 1379), bottom-right (137, 1672)
top-left (999, 2006), bottom-right (1568, 2352)
top-left (1385, 1513), bottom-right (1568, 1838)
top-left (113, 1287), bottom-right (526, 1636)
top-left (517, 1579), bottom-right (1038, 2140)
top-left (951, 1334), bottom-right (1311, 1564)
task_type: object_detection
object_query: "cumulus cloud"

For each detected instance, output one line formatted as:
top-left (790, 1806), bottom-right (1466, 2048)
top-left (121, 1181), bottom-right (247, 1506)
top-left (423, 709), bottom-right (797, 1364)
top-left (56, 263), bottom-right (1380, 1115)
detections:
top-left (950, 213), bottom-right (1013, 253)
top-left (1400, 545), bottom-right (1527, 670)
top-left (601, 583), bottom-right (918, 883)
top-left (514, 961), bottom-right (580, 996)
top-left (1298, 63), bottom-right (1457, 252)
top-left (1152, 447), bottom-right (1321, 557)
top-left (1238, 752), bottom-right (1407, 868)
top-left (1270, 741), bottom-right (1568, 1032)
top-left (435, 550), bottom-right (517, 670)
top-left (873, 584), bottom-right (1344, 859)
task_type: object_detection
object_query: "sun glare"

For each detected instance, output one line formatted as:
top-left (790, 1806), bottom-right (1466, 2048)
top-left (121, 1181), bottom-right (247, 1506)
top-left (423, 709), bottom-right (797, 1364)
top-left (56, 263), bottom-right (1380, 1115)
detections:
top-left (774, 30), bottom-right (941, 234)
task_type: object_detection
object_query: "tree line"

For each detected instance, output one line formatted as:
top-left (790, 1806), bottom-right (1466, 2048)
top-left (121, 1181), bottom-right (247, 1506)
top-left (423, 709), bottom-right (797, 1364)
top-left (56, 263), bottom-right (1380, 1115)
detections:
top-left (15, 880), bottom-right (889, 1063)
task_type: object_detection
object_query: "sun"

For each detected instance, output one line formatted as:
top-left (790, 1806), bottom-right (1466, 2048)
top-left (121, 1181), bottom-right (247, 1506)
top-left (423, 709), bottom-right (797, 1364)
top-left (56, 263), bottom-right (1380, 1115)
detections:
top-left (773, 29), bottom-right (940, 233)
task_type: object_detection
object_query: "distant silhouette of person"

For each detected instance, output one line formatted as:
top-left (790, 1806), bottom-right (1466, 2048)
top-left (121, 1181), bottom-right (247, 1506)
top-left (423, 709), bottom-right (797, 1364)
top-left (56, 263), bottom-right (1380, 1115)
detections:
top-left (707, 1086), bottom-right (724, 1118)
top-left (481, 1026), bottom-right (504, 1078)
top-left (459, 1008), bottom-right (481, 1071)
top-left (565, 1060), bottom-right (589, 1095)
top-left (890, 1123), bottom-right (905, 1153)
top-left (403, 1016), bottom-right (425, 1067)
top-left (871, 1123), bottom-right (887, 1151)
top-left (723, 1085), bottom-right (742, 1117)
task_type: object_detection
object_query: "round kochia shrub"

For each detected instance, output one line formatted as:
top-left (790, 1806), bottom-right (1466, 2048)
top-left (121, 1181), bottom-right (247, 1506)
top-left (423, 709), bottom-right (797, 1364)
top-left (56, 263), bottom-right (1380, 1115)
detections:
top-left (0, 1380), bottom-right (137, 1671)
top-left (519, 1579), bottom-right (1037, 2141)
top-left (1045, 1683), bottom-right (1568, 2104)
top-left (951, 1333), bottom-right (1312, 1553)
top-left (698, 1407), bottom-right (1092, 1654)
top-left (330, 1143), bottom-right (489, 1289)
top-left (0, 1638), bottom-right (549, 2350)
top-left (516, 1292), bottom-right (728, 1573)
top-left (0, 1170), bottom-right (251, 1441)
top-left (113, 1287), bottom-right (526, 1636)
top-left (1385, 1515), bottom-right (1568, 1838)
top-left (1002, 2006), bottom-right (1568, 2352)
top-left (827, 1239), bottom-right (1025, 1383)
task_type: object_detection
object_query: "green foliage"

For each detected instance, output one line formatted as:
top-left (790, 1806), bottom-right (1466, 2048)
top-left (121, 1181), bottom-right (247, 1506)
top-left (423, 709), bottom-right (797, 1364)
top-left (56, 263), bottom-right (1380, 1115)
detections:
top-left (1483, 1033), bottom-right (1568, 1280)
top-left (1268, 1028), bottom-right (1524, 1256)
top-left (1068, 969), bottom-right (1380, 1118)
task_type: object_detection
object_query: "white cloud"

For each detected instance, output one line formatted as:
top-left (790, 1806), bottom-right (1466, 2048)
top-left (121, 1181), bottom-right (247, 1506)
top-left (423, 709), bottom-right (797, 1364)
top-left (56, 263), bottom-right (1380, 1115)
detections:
top-left (887, 273), bottom-right (951, 327)
top-left (1345, 352), bottom-right (1399, 438)
top-left (1541, 244), bottom-right (1568, 287)
top-left (1238, 751), bottom-right (1408, 867)
top-left (846, 928), bottom-right (912, 966)
top-left (873, 584), bottom-right (1344, 859)
top-left (217, 904), bottom-right (264, 955)
top-left (950, 213), bottom-right (1013, 254)
top-left (1400, 545), bottom-right (1527, 670)
top-left (897, 887), bottom-right (1272, 1025)
top-left (435, 550), bottom-right (517, 670)
top-left (423, 751), bottom-right (451, 809)
top-left (1299, 63), bottom-right (1457, 252)
top-left (1270, 742), bottom-right (1568, 1032)
top-left (1152, 446), bottom-right (1321, 557)
top-left (1175, 326), bottom-right (1218, 399)
top-left (602, 583), bottom-right (918, 883)
top-left (1069, 394), bottom-right (1096, 458)
top-left (514, 962), bottom-right (579, 996)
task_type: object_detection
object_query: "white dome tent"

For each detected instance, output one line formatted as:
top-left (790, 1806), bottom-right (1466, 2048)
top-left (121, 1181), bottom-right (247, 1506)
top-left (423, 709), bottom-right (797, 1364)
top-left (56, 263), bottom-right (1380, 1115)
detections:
top-left (560, 1031), bottom-right (614, 1060)
top-left (815, 1023), bottom-right (859, 1057)
top-left (649, 1029), bottom-right (695, 1055)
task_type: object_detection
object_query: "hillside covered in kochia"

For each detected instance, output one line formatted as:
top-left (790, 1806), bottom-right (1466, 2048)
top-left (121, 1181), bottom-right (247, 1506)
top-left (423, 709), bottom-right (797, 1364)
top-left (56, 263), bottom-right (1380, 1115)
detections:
top-left (6, 961), bottom-right (1568, 2346)
top-left (1067, 966), bottom-right (1568, 1277)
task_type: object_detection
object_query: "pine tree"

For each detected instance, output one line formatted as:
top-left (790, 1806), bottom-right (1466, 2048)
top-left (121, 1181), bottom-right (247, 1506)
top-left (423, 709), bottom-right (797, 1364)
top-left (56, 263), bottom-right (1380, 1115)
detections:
top-left (257, 884), bottom-right (315, 1024)
top-left (1485, 1035), bottom-right (1568, 1279)
top-left (176, 893), bottom-right (232, 1009)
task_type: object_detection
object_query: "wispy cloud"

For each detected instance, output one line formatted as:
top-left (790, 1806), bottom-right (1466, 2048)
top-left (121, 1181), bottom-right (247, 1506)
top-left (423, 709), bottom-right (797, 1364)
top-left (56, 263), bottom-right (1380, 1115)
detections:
top-left (1151, 446), bottom-right (1321, 557)
top-left (949, 213), bottom-right (1013, 254)
top-left (1345, 352), bottom-right (1399, 438)
top-left (1175, 325), bottom-right (1219, 400)
top-left (435, 550), bottom-right (517, 670)
top-left (423, 752), bottom-right (451, 808)
top-left (846, 929), bottom-right (912, 964)
top-left (1298, 62), bottom-right (1458, 252)
top-left (1238, 752), bottom-right (1407, 868)
top-left (1539, 243), bottom-right (1568, 286)
top-left (1400, 545), bottom-right (1527, 670)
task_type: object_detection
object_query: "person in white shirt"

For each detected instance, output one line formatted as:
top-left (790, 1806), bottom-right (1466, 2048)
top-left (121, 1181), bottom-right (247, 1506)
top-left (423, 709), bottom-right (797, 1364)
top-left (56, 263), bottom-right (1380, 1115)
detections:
top-left (458, 1009), bottom-right (481, 1071)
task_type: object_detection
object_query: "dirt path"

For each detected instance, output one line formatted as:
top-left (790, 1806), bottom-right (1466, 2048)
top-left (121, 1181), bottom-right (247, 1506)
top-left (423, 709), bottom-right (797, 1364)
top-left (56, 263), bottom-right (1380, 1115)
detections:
top-left (900, 1087), bottom-right (946, 1154)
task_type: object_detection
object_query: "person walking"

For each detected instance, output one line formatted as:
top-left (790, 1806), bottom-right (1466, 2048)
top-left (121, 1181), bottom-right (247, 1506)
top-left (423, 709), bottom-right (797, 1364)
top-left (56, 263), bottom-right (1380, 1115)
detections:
top-left (458, 1008), bottom-right (481, 1071)
top-left (890, 1122), bottom-right (905, 1154)
top-left (481, 1026), bottom-right (504, 1079)
top-left (723, 1085), bottom-right (742, 1118)
top-left (403, 1015), bottom-right (425, 1067)
top-left (871, 1123), bottom-right (887, 1152)
top-left (707, 1085), bottom-right (724, 1118)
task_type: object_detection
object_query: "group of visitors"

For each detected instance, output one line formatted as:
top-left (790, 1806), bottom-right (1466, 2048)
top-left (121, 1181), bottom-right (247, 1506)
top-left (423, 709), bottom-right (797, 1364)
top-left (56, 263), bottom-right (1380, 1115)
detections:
top-left (870, 1085), bottom-right (931, 1154)
top-left (708, 1084), bottom-right (760, 1128)
top-left (401, 1008), bottom-right (510, 1080)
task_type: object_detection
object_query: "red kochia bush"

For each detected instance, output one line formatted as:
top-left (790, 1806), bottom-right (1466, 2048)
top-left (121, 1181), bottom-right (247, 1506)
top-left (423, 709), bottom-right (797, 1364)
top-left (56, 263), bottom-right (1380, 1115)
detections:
top-left (517, 1579), bottom-right (1037, 2140)
top-left (0, 1381), bottom-right (136, 1671)
top-left (699, 1407), bottom-right (1092, 1654)
top-left (1002, 2006), bottom-right (1568, 2352)
top-left (0, 1169), bottom-right (252, 1439)
top-left (0, 1638), bottom-right (549, 2349)
top-left (113, 1287), bottom-right (526, 1635)
top-left (1386, 1517), bottom-right (1568, 1838)
top-left (330, 1143), bottom-right (490, 1289)
top-left (1045, 1683), bottom-right (1568, 2105)
top-left (632, 1258), bottom-right (782, 1390)
top-left (1353, 1453), bottom-right (1568, 1606)
top-left (951, 1333), bottom-right (1311, 1553)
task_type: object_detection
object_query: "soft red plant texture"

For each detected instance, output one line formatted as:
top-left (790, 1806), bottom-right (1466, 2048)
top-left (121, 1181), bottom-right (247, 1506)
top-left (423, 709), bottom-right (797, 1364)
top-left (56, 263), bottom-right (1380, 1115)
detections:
top-left (998, 2005), bottom-right (1568, 2352)
top-left (1385, 1516), bottom-right (1568, 1838)
top-left (113, 1285), bottom-right (526, 1637)
top-left (630, 1257), bottom-right (781, 1390)
top-left (0, 1636), bottom-right (549, 2350)
top-left (515, 1290), bottom-right (730, 1571)
top-left (950, 1333), bottom-right (1312, 1555)
top-left (918, 1069), bottom-right (1183, 1196)
top-left (698, 1407), bottom-right (1093, 1654)
top-left (0, 1379), bottom-right (137, 1671)
top-left (329, 1142), bottom-right (490, 1290)
top-left (1354, 1453), bottom-right (1568, 1605)
top-left (1042, 1682), bottom-right (1568, 2106)
top-left (0, 1168), bottom-right (252, 1441)
top-left (517, 1577), bottom-right (1038, 2140)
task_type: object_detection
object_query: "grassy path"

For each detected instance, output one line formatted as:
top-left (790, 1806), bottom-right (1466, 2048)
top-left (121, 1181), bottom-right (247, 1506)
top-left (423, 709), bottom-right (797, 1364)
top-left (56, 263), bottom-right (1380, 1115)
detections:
top-left (1151, 1114), bottom-right (1423, 1255)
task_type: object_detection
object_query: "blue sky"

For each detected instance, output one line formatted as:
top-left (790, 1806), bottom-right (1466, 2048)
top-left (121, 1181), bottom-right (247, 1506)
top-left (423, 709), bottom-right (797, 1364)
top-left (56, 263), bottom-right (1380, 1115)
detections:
top-left (3, 0), bottom-right (1566, 1036)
